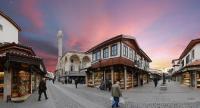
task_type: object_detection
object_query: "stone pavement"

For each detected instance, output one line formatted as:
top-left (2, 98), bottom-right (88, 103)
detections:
top-left (1, 80), bottom-right (200, 108)
top-left (60, 81), bottom-right (200, 108)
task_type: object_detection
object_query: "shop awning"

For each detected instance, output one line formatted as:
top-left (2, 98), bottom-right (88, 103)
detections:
top-left (4, 52), bottom-right (47, 74)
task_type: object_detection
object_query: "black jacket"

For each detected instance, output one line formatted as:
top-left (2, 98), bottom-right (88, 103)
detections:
top-left (39, 80), bottom-right (47, 92)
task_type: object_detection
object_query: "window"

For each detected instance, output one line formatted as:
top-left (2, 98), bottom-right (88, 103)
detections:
top-left (181, 60), bottom-right (184, 67)
top-left (92, 53), bottom-right (96, 61)
top-left (134, 53), bottom-right (137, 61)
top-left (186, 55), bottom-right (190, 64)
top-left (0, 24), bottom-right (2, 31)
top-left (192, 50), bottom-right (195, 60)
top-left (71, 59), bottom-right (74, 63)
top-left (129, 49), bottom-right (133, 60)
top-left (70, 65), bottom-right (74, 71)
top-left (103, 47), bottom-right (109, 58)
top-left (96, 51), bottom-right (101, 60)
top-left (123, 45), bottom-right (128, 57)
top-left (111, 44), bottom-right (118, 56)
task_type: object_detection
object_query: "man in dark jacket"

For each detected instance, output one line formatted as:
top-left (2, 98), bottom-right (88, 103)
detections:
top-left (153, 77), bottom-right (158, 87)
top-left (38, 78), bottom-right (48, 101)
top-left (75, 78), bottom-right (78, 88)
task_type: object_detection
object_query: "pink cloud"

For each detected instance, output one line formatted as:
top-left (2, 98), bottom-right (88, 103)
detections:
top-left (20, 0), bottom-right (44, 29)
top-left (148, 35), bottom-right (196, 69)
top-left (60, 0), bottom-right (175, 53)
top-left (35, 50), bottom-right (57, 72)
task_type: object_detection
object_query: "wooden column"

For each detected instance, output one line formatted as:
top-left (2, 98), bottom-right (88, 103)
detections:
top-left (92, 72), bottom-right (95, 86)
top-left (30, 74), bottom-right (32, 94)
top-left (124, 66), bottom-right (127, 90)
top-left (104, 70), bottom-right (106, 82)
top-left (195, 71), bottom-right (197, 88)
top-left (111, 67), bottom-right (114, 84)
top-left (132, 72), bottom-right (134, 88)
top-left (85, 73), bottom-right (88, 85)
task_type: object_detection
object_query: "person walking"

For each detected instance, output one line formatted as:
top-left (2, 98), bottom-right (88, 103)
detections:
top-left (153, 77), bottom-right (158, 87)
top-left (107, 80), bottom-right (112, 91)
top-left (111, 81), bottom-right (122, 108)
top-left (52, 76), bottom-right (55, 84)
top-left (75, 78), bottom-right (78, 88)
top-left (38, 78), bottom-right (48, 101)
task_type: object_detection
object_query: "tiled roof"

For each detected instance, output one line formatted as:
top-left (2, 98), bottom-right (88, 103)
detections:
top-left (6, 50), bottom-right (41, 60)
top-left (0, 10), bottom-right (21, 31)
top-left (0, 42), bottom-right (36, 56)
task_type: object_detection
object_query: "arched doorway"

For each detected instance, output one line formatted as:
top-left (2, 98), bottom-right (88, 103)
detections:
top-left (82, 56), bottom-right (90, 68)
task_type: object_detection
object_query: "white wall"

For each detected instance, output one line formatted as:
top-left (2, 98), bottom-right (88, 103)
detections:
top-left (91, 41), bottom-right (150, 71)
top-left (180, 43), bottom-right (200, 68)
top-left (0, 15), bottom-right (18, 43)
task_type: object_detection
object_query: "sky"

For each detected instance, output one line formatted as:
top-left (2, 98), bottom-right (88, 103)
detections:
top-left (0, 0), bottom-right (200, 72)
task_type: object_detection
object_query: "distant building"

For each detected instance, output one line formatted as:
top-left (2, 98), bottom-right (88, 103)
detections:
top-left (57, 51), bottom-right (91, 84)
top-left (172, 38), bottom-right (200, 88)
top-left (149, 68), bottom-right (162, 80)
top-left (86, 35), bottom-right (152, 90)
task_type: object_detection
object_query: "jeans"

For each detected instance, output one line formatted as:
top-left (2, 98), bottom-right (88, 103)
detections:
top-left (112, 97), bottom-right (119, 108)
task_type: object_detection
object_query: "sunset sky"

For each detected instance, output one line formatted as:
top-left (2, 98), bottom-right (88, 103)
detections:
top-left (1, 0), bottom-right (200, 72)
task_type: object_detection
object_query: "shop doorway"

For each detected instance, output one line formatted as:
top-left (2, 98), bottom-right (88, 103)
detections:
top-left (0, 72), bottom-right (4, 100)
top-left (191, 72), bottom-right (195, 87)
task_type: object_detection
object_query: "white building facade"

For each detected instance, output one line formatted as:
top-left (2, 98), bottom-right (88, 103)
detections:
top-left (0, 11), bottom-right (21, 43)
top-left (57, 51), bottom-right (91, 84)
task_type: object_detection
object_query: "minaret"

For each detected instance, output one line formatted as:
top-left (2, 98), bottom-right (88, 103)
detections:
top-left (56, 30), bottom-right (63, 70)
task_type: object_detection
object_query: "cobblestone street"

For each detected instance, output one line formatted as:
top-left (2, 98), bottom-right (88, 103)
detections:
top-left (1, 81), bottom-right (200, 108)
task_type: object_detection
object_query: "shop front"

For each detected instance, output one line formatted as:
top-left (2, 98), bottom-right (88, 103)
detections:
top-left (0, 43), bottom-right (46, 102)
top-left (86, 65), bottom-right (149, 90)
top-left (182, 72), bottom-right (190, 86)
top-left (181, 65), bottom-right (200, 88)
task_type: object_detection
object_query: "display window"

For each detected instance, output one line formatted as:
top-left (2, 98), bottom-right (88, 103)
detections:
top-left (12, 70), bottom-right (31, 98)
top-left (31, 73), bottom-right (36, 92)
top-left (113, 72), bottom-right (125, 89)
top-left (196, 72), bottom-right (200, 88)
top-left (182, 72), bottom-right (190, 86)
top-left (126, 72), bottom-right (133, 88)
top-left (143, 74), bottom-right (148, 84)
top-left (94, 72), bottom-right (103, 86)
top-left (87, 73), bottom-right (94, 87)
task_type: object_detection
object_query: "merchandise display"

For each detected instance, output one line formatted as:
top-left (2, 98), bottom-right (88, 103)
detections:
top-left (12, 70), bottom-right (31, 98)
top-left (183, 72), bottom-right (190, 86)
top-left (126, 72), bottom-right (133, 88)
top-left (87, 74), bottom-right (94, 87)
top-left (196, 73), bottom-right (200, 88)
top-left (143, 74), bottom-right (148, 84)
top-left (94, 72), bottom-right (103, 86)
